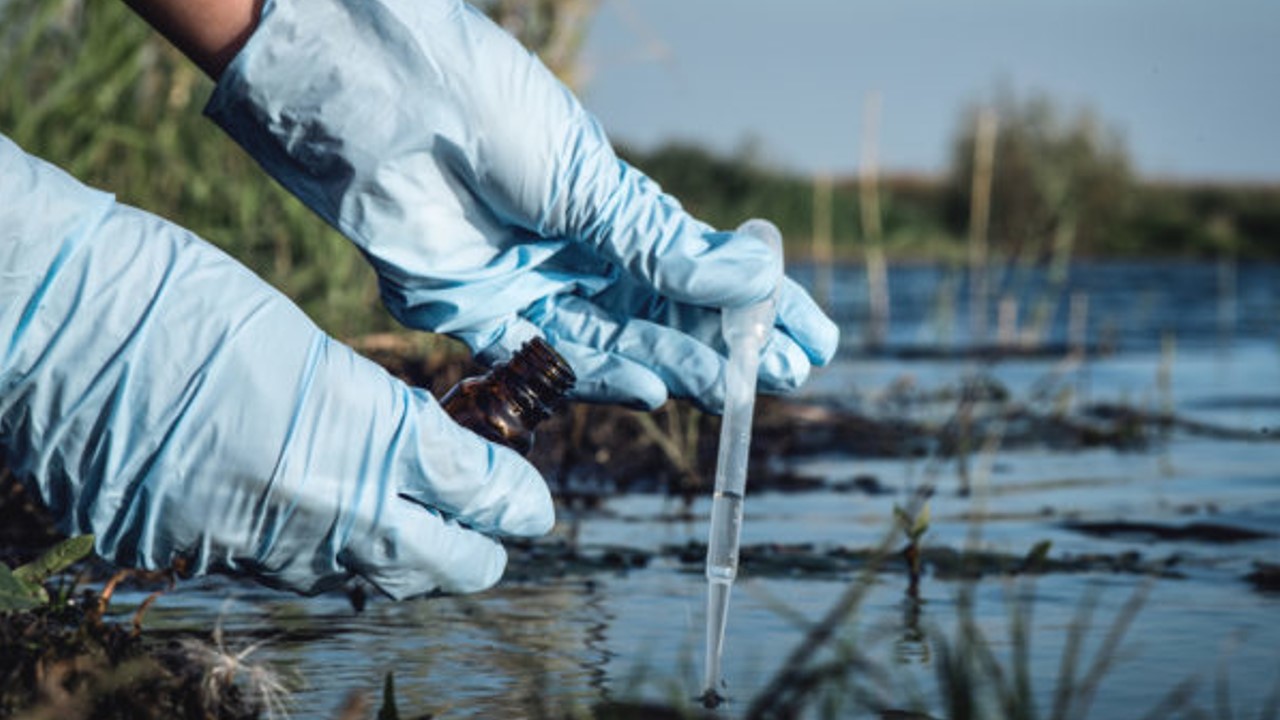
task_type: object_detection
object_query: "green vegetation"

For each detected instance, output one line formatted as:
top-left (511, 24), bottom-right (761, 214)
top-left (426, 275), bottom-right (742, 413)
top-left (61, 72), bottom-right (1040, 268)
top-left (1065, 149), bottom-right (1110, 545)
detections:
top-left (0, 0), bottom-right (391, 340)
top-left (895, 502), bottom-right (931, 597)
top-left (1125, 180), bottom-right (1280, 258)
top-left (620, 141), bottom-right (959, 261)
top-left (0, 527), bottom-right (294, 719)
top-left (944, 91), bottom-right (1133, 260)
top-left (0, 535), bottom-right (94, 612)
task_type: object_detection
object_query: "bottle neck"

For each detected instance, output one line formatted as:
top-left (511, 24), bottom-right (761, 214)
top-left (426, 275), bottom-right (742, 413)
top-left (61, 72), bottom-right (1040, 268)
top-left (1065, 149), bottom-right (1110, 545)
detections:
top-left (493, 338), bottom-right (575, 426)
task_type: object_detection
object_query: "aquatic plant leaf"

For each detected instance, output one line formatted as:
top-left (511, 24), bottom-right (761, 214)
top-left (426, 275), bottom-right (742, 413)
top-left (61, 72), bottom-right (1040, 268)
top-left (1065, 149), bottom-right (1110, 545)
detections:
top-left (912, 504), bottom-right (931, 538)
top-left (894, 504), bottom-right (930, 540)
top-left (0, 563), bottom-right (45, 612)
top-left (893, 505), bottom-right (911, 529)
top-left (1023, 540), bottom-right (1052, 571)
top-left (13, 534), bottom-right (95, 585)
top-left (377, 671), bottom-right (400, 720)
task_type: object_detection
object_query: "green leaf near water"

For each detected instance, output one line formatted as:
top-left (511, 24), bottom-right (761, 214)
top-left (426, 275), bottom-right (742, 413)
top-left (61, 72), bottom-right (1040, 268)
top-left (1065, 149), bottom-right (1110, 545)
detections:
top-left (894, 504), bottom-right (931, 541)
top-left (893, 505), bottom-right (910, 529)
top-left (12, 534), bottom-right (95, 585)
top-left (911, 504), bottom-right (931, 539)
top-left (377, 671), bottom-right (400, 720)
top-left (0, 563), bottom-right (45, 612)
top-left (1022, 540), bottom-right (1053, 572)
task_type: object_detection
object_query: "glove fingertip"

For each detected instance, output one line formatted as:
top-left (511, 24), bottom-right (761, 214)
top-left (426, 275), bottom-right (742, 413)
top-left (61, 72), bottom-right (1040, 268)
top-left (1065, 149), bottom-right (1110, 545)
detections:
top-left (778, 279), bottom-right (841, 366)
top-left (424, 538), bottom-right (504, 594)
top-left (451, 542), bottom-right (509, 594)
top-left (344, 503), bottom-right (512, 599)
top-left (479, 448), bottom-right (557, 538)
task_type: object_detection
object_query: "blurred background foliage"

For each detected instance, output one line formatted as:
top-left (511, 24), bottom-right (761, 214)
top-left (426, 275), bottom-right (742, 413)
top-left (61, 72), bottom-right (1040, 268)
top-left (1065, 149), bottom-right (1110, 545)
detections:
top-left (944, 90), bottom-right (1134, 260)
top-left (3, 0), bottom-right (1278, 338)
top-left (0, 0), bottom-right (388, 339)
top-left (622, 92), bottom-right (1280, 264)
top-left (477, 0), bottom-right (599, 90)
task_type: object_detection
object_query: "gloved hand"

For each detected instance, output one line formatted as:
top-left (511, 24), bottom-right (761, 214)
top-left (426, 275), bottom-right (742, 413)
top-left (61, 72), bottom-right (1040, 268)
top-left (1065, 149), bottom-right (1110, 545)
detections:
top-left (0, 133), bottom-right (553, 599)
top-left (205, 0), bottom-right (839, 411)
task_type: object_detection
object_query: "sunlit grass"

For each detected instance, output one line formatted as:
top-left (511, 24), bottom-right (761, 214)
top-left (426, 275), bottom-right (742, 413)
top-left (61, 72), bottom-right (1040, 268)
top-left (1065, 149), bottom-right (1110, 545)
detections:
top-left (0, 0), bottom-right (392, 340)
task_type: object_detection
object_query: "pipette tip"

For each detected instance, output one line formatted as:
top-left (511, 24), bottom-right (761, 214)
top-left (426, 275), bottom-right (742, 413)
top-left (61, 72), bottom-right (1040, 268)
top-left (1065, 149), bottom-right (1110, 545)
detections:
top-left (698, 687), bottom-right (727, 709)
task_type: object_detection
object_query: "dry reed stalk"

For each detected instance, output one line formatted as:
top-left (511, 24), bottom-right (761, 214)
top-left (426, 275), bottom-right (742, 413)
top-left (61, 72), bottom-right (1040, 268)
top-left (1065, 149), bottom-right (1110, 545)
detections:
top-left (860, 91), bottom-right (890, 349)
top-left (968, 109), bottom-right (998, 345)
top-left (811, 171), bottom-right (834, 312)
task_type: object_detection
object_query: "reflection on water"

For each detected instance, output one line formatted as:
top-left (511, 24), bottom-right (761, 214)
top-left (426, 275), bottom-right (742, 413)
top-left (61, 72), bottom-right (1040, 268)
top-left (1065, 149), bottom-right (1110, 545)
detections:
top-left (895, 596), bottom-right (930, 666)
top-left (115, 262), bottom-right (1280, 717)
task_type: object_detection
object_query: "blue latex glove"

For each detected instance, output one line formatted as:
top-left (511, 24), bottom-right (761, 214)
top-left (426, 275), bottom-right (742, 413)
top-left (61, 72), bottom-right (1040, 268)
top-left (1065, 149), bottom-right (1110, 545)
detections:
top-left (0, 134), bottom-right (554, 599)
top-left (206, 0), bottom-right (839, 411)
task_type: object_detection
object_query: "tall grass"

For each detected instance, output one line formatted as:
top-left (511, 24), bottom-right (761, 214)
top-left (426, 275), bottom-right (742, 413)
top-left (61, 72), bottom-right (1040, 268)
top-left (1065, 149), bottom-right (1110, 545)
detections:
top-left (0, 0), bottom-right (392, 339)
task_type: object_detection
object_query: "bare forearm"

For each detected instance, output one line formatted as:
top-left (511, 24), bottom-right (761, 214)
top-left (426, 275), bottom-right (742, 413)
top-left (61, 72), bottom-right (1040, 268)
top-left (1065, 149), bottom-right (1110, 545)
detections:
top-left (122, 0), bottom-right (263, 78)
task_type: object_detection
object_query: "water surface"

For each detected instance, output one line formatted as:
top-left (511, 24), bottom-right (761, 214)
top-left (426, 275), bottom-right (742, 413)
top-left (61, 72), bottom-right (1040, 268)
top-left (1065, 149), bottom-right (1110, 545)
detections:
top-left (117, 261), bottom-right (1280, 717)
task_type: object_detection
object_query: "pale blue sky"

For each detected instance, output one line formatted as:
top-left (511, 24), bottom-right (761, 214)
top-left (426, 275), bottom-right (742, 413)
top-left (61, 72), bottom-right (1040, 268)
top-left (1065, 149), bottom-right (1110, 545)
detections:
top-left (580, 0), bottom-right (1280, 181)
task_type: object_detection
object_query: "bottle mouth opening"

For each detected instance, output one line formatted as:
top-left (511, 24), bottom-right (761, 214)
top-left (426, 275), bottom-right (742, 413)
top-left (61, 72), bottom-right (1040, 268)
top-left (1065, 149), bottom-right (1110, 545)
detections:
top-left (499, 337), bottom-right (576, 420)
top-left (521, 337), bottom-right (576, 386)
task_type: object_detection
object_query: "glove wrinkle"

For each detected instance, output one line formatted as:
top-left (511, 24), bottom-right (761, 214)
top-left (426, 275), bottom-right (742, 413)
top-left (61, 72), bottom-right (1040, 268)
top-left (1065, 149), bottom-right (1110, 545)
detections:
top-left (3, 132), bottom-right (556, 599)
top-left (245, 332), bottom-right (329, 570)
top-left (204, 0), bottom-right (837, 409)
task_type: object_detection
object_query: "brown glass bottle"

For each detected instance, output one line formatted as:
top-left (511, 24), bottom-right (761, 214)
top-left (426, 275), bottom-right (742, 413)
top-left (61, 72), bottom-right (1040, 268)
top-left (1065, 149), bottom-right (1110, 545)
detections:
top-left (440, 337), bottom-right (575, 455)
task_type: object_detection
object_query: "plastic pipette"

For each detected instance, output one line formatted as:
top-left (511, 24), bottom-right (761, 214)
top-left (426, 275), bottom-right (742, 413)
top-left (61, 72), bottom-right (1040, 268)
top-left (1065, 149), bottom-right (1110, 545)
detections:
top-left (700, 219), bottom-right (783, 707)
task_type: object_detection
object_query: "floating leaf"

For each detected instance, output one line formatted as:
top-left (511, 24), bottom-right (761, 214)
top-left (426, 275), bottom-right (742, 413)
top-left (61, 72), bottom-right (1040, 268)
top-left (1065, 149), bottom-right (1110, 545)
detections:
top-left (13, 534), bottom-right (95, 585)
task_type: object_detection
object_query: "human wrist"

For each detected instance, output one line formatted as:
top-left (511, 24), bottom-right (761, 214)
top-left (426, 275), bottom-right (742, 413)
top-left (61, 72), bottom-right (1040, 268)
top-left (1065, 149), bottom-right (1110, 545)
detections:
top-left (123, 0), bottom-right (265, 78)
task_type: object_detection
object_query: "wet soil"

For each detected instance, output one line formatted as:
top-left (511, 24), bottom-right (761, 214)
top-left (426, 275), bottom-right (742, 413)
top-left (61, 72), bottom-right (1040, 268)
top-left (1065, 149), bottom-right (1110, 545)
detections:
top-left (498, 536), bottom-right (1189, 585)
top-left (0, 587), bottom-right (260, 719)
top-left (1245, 562), bottom-right (1280, 593)
top-left (1061, 519), bottom-right (1274, 544)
